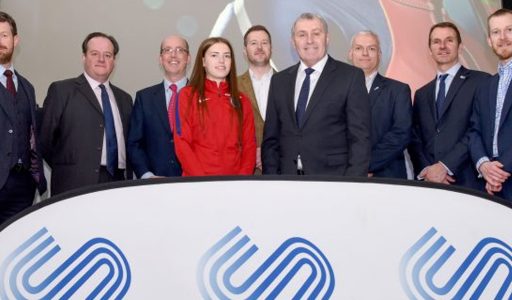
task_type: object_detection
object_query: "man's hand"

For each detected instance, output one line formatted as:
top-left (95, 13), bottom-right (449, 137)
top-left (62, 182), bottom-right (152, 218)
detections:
top-left (479, 161), bottom-right (510, 187)
top-left (255, 147), bottom-right (262, 170)
top-left (421, 162), bottom-right (455, 184)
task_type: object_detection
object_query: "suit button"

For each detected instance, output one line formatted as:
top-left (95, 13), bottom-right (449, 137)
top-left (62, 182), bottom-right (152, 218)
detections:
top-left (99, 124), bottom-right (104, 128)
top-left (95, 168), bottom-right (99, 173)
top-left (97, 146), bottom-right (101, 151)
top-left (8, 129), bottom-right (13, 134)
top-left (436, 128), bottom-right (440, 133)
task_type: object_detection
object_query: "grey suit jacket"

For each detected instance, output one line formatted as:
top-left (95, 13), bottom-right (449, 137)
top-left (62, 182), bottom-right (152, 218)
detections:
top-left (40, 74), bottom-right (132, 195)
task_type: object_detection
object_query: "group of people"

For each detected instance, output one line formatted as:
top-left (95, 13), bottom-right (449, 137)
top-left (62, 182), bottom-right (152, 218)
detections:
top-left (1, 8), bottom-right (512, 225)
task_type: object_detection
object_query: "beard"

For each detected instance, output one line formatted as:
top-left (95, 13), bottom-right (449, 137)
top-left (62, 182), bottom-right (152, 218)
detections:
top-left (492, 41), bottom-right (512, 62)
top-left (0, 47), bottom-right (14, 65)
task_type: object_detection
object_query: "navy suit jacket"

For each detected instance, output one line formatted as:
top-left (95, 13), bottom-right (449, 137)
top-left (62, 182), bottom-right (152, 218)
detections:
top-left (368, 74), bottom-right (412, 179)
top-left (0, 71), bottom-right (46, 194)
top-left (410, 66), bottom-right (489, 189)
top-left (470, 73), bottom-right (512, 201)
top-left (127, 82), bottom-right (181, 178)
top-left (262, 56), bottom-right (371, 176)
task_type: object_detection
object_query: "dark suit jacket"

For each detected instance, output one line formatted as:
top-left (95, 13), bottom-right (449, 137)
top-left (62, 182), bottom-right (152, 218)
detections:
top-left (470, 73), bottom-right (512, 200)
top-left (0, 71), bottom-right (46, 194)
top-left (127, 82), bottom-right (181, 178)
top-left (410, 66), bottom-right (489, 189)
top-left (369, 74), bottom-right (412, 179)
top-left (262, 56), bottom-right (371, 176)
top-left (40, 74), bottom-right (132, 195)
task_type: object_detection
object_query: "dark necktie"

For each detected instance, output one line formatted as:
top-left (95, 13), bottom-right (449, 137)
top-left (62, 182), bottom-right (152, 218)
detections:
top-left (168, 84), bottom-right (178, 132)
top-left (436, 74), bottom-right (448, 118)
top-left (296, 67), bottom-right (314, 127)
top-left (99, 84), bottom-right (118, 176)
top-left (4, 69), bottom-right (16, 97)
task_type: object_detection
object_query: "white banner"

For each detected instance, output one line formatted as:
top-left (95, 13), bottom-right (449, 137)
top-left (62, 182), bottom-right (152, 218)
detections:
top-left (0, 179), bottom-right (511, 299)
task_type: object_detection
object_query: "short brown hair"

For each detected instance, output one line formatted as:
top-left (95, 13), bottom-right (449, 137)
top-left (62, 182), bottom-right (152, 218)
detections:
top-left (428, 22), bottom-right (461, 46)
top-left (82, 32), bottom-right (119, 56)
top-left (487, 8), bottom-right (512, 36)
top-left (0, 11), bottom-right (17, 36)
top-left (243, 25), bottom-right (272, 47)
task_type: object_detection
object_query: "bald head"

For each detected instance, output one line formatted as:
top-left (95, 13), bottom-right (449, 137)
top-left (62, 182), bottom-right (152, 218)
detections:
top-left (159, 35), bottom-right (190, 82)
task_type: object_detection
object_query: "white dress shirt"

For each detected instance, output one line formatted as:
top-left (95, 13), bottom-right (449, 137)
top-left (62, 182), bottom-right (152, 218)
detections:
top-left (294, 54), bottom-right (329, 110)
top-left (84, 72), bottom-right (126, 169)
top-left (249, 68), bottom-right (273, 121)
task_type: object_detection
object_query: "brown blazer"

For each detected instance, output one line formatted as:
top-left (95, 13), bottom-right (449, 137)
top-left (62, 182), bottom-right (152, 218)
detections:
top-left (237, 71), bottom-right (265, 147)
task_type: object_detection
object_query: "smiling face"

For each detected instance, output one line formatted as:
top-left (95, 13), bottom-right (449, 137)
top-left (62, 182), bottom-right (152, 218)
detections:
top-left (82, 36), bottom-right (115, 83)
top-left (202, 42), bottom-right (232, 82)
top-left (0, 21), bottom-right (18, 66)
top-left (429, 27), bottom-right (461, 71)
top-left (160, 35), bottom-right (190, 82)
top-left (488, 12), bottom-right (512, 63)
top-left (349, 33), bottom-right (380, 76)
top-left (292, 17), bottom-right (329, 67)
top-left (244, 30), bottom-right (271, 67)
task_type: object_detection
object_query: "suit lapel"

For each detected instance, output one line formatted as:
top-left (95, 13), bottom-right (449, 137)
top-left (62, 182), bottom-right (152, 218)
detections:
top-left (369, 73), bottom-right (385, 107)
top-left (301, 57), bottom-right (335, 126)
top-left (75, 74), bottom-right (103, 115)
top-left (439, 66), bottom-right (468, 119)
top-left (499, 76), bottom-right (512, 129)
top-left (154, 83), bottom-right (171, 135)
top-left (489, 75), bottom-right (499, 131)
top-left (239, 71), bottom-right (263, 120)
top-left (287, 64), bottom-right (300, 128)
top-left (0, 84), bottom-right (15, 124)
top-left (424, 79), bottom-right (437, 122)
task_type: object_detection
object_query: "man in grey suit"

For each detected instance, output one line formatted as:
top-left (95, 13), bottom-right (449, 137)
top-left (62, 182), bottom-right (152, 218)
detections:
top-left (262, 13), bottom-right (371, 176)
top-left (0, 11), bottom-right (46, 224)
top-left (41, 32), bottom-right (132, 195)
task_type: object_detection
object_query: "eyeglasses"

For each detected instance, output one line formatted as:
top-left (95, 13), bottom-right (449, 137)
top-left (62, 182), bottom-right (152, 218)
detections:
top-left (161, 47), bottom-right (189, 55)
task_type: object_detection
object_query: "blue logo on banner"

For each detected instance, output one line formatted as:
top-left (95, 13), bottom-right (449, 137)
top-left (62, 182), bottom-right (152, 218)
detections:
top-left (400, 227), bottom-right (512, 299)
top-left (0, 227), bottom-right (131, 299)
top-left (197, 226), bottom-right (335, 299)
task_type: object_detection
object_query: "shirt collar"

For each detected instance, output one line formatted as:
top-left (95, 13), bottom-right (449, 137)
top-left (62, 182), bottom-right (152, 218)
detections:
top-left (498, 59), bottom-right (512, 76)
top-left (164, 76), bottom-right (187, 91)
top-left (248, 67), bottom-right (273, 81)
top-left (0, 65), bottom-right (15, 77)
top-left (299, 54), bottom-right (329, 75)
top-left (437, 63), bottom-right (461, 79)
top-left (83, 72), bottom-right (110, 90)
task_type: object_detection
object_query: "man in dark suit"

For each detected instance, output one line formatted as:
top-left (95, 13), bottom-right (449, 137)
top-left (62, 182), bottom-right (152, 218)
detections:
top-left (127, 35), bottom-right (190, 178)
top-left (0, 11), bottom-right (46, 224)
top-left (40, 32), bottom-right (132, 195)
top-left (262, 13), bottom-right (370, 176)
top-left (470, 9), bottom-right (512, 201)
top-left (238, 25), bottom-right (274, 174)
top-left (409, 22), bottom-right (488, 190)
top-left (349, 31), bottom-right (412, 179)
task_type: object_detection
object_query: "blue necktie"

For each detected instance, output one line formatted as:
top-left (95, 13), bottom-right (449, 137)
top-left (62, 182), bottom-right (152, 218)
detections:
top-left (99, 84), bottom-right (118, 176)
top-left (296, 67), bottom-right (314, 127)
top-left (436, 74), bottom-right (448, 119)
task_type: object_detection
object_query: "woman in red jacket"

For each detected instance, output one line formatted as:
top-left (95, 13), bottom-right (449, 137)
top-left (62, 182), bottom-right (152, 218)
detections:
top-left (175, 37), bottom-right (256, 176)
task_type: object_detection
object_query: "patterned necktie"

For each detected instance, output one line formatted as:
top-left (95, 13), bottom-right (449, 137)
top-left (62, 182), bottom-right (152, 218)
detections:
top-left (4, 69), bottom-right (16, 97)
top-left (99, 84), bottom-right (118, 176)
top-left (296, 67), bottom-right (314, 127)
top-left (168, 84), bottom-right (178, 132)
top-left (436, 74), bottom-right (448, 119)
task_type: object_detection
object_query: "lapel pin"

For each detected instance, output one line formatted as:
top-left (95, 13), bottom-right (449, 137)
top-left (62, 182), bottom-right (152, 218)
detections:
top-left (374, 86), bottom-right (380, 91)
top-left (460, 75), bottom-right (466, 79)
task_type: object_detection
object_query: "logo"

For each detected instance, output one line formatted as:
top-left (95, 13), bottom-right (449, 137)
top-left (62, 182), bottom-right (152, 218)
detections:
top-left (400, 227), bottom-right (512, 299)
top-left (0, 227), bottom-right (131, 299)
top-left (197, 226), bottom-right (335, 299)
